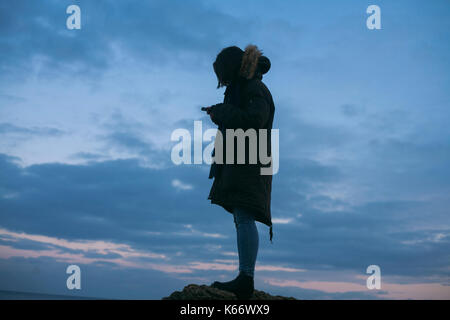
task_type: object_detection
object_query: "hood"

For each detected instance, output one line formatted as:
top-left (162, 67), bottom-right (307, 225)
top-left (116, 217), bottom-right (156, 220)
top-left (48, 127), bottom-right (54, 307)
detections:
top-left (239, 45), bottom-right (271, 80)
top-left (214, 45), bottom-right (271, 88)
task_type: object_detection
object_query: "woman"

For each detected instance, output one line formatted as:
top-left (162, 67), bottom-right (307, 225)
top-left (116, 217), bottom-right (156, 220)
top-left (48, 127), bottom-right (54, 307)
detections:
top-left (204, 44), bottom-right (275, 299)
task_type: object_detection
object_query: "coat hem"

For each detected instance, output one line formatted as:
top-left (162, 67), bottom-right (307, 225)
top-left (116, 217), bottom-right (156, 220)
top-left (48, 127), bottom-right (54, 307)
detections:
top-left (208, 197), bottom-right (272, 228)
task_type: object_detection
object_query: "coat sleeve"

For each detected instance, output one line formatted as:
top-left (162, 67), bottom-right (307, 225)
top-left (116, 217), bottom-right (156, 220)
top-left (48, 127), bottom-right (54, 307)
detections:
top-left (211, 82), bottom-right (270, 130)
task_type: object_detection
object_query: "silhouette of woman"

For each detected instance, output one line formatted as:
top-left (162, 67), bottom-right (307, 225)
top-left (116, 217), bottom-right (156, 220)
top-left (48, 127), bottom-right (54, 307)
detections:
top-left (204, 44), bottom-right (275, 299)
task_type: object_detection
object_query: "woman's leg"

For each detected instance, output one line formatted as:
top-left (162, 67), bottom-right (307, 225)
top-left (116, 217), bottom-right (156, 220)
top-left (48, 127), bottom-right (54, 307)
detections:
top-left (233, 207), bottom-right (259, 278)
top-left (210, 207), bottom-right (257, 299)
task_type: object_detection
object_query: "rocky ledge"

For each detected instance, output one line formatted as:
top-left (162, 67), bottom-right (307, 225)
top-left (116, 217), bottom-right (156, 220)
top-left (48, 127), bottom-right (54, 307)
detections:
top-left (162, 284), bottom-right (297, 300)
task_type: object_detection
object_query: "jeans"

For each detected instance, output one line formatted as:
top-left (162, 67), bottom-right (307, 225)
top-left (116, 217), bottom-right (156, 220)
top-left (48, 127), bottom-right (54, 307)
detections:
top-left (233, 207), bottom-right (259, 278)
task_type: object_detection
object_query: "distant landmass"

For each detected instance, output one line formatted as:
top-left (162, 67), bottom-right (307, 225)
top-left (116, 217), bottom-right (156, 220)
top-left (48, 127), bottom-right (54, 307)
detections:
top-left (0, 290), bottom-right (102, 300)
top-left (162, 284), bottom-right (297, 300)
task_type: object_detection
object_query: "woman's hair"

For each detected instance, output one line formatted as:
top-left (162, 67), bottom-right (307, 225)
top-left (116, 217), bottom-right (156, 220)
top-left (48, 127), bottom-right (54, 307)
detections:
top-left (213, 46), bottom-right (244, 88)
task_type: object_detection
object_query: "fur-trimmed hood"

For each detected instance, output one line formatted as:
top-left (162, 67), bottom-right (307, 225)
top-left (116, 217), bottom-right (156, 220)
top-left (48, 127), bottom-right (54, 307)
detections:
top-left (213, 44), bottom-right (271, 88)
top-left (239, 44), bottom-right (271, 80)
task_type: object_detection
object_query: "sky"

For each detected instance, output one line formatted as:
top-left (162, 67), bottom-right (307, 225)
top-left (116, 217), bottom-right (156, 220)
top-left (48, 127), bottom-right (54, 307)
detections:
top-left (0, 0), bottom-right (449, 299)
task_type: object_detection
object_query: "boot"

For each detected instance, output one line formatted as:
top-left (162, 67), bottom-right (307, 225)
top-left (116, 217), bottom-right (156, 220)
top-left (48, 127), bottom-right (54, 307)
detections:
top-left (211, 272), bottom-right (254, 299)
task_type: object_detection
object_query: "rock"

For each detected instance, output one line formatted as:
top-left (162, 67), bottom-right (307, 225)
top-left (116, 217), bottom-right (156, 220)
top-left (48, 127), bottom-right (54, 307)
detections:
top-left (162, 284), bottom-right (297, 300)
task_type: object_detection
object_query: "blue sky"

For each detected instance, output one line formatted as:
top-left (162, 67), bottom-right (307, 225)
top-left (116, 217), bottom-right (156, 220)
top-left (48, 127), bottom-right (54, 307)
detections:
top-left (0, 0), bottom-right (449, 299)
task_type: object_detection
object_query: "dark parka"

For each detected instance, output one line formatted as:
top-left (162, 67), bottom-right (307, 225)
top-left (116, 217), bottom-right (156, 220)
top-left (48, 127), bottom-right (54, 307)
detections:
top-left (207, 45), bottom-right (276, 242)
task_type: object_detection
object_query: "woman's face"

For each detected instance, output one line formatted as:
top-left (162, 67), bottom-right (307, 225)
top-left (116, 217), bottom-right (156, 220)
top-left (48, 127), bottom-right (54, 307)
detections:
top-left (213, 60), bottom-right (232, 87)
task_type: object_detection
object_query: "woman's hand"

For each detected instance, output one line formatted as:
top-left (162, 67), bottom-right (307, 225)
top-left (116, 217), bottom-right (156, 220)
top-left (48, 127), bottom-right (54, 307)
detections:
top-left (204, 104), bottom-right (222, 125)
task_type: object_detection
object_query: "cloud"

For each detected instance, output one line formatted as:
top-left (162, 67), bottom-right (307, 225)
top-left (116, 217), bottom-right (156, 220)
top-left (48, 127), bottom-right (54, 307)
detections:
top-left (0, 0), bottom-right (248, 82)
top-left (272, 218), bottom-right (293, 224)
top-left (340, 104), bottom-right (362, 117)
top-left (0, 122), bottom-right (65, 137)
top-left (0, 227), bottom-right (166, 259)
top-left (0, 225), bottom-right (305, 281)
top-left (264, 277), bottom-right (450, 300)
top-left (172, 179), bottom-right (194, 191)
top-left (1, 150), bottom-right (449, 285)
